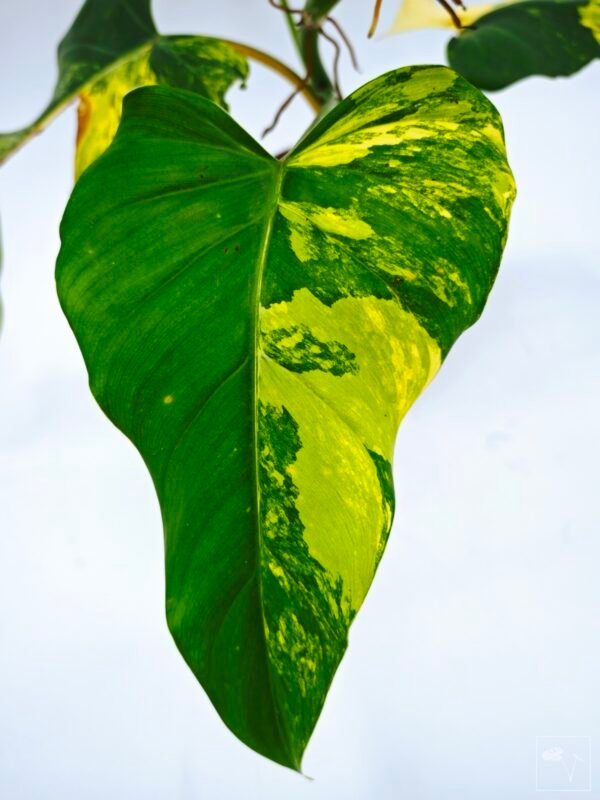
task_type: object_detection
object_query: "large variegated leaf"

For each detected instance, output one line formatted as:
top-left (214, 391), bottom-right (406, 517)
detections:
top-left (0, 0), bottom-right (248, 176)
top-left (448, 0), bottom-right (600, 89)
top-left (56, 66), bottom-right (515, 768)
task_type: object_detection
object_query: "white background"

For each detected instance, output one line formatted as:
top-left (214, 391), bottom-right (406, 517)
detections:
top-left (0, 1), bottom-right (599, 798)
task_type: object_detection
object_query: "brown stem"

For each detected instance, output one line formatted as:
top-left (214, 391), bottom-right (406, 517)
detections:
top-left (268, 0), bottom-right (303, 15)
top-left (262, 79), bottom-right (308, 137)
top-left (434, 0), bottom-right (464, 28)
top-left (368, 0), bottom-right (383, 37)
top-left (318, 27), bottom-right (343, 98)
top-left (325, 16), bottom-right (360, 71)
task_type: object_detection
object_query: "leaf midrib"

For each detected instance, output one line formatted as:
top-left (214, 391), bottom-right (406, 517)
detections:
top-left (250, 157), bottom-right (301, 767)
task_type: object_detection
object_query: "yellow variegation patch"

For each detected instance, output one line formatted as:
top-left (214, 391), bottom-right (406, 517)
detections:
top-left (289, 71), bottom-right (479, 169)
top-left (387, 0), bottom-right (513, 32)
top-left (76, 49), bottom-right (155, 177)
top-left (260, 290), bottom-right (440, 609)
top-left (75, 36), bottom-right (249, 177)
top-left (580, 0), bottom-right (600, 41)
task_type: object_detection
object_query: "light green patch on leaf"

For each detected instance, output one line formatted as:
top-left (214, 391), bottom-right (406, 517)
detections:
top-left (259, 291), bottom-right (441, 612)
top-left (56, 66), bottom-right (514, 769)
top-left (258, 401), bottom-right (352, 746)
top-left (280, 201), bottom-right (375, 241)
top-left (580, 0), bottom-right (600, 42)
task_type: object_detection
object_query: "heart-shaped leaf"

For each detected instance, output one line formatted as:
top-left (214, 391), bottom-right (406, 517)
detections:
top-left (0, 0), bottom-right (248, 175)
top-left (448, 0), bottom-right (600, 89)
top-left (57, 66), bottom-right (515, 768)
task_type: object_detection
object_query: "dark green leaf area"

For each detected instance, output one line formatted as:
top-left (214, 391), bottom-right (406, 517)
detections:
top-left (367, 448), bottom-right (396, 565)
top-left (263, 325), bottom-right (359, 376)
top-left (57, 90), bottom-right (275, 487)
top-left (262, 210), bottom-right (394, 311)
top-left (448, 0), bottom-right (600, 90)
top-left (258, 402), bottom-right (351, 767)
top-left (150, 36), bottom-right (249, 109)
top-left (55, 0), bottom-right (157, 100)
top-left (305, 0), bottom-right (343, 18)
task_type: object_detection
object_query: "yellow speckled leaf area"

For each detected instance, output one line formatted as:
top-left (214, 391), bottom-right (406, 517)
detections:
top-left (580, 0), bottom-right (600, 42)
top-left (75, 37), bottom-right (249, 177)
top-left (282, 71), bottom-right (514, 355)
top-left (257, 290), bottom-right (440, 747)
top-left (260, 292), bottom-right (439, 608)
top-left (76, 49), bottom-right (155, 177)
top-left (252, 66), bottom-right (514, 757)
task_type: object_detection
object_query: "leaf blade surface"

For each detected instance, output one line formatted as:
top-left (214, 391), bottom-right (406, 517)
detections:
top-left (447, 0), bottom-right (600, 89)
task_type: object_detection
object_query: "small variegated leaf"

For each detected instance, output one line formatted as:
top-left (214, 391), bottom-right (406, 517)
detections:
top-left (448, 0), bottom-right (600, 90)
top-left (56, 66), bottom-right (515, 768)
top-left (0, 0), bottom-right (248, 176)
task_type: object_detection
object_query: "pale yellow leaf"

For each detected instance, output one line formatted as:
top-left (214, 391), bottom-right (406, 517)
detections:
top-left (386, 0), bottom-right (512, 33)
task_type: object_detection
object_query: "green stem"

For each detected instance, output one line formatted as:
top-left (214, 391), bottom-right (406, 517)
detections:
top-left (299, 26), bottom-right (334, 104)
top-left (279, 0), bottom-right (303, 58)
top-left (300, 0), bottom-right (344, 104)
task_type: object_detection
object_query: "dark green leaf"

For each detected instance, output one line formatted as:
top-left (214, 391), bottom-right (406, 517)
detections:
top-left (56, 66), bottom-right (515, 768)
top-left (305, 0), bottom-right (343, 17)
top-left (448, 0), bottom-right (600, 90)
